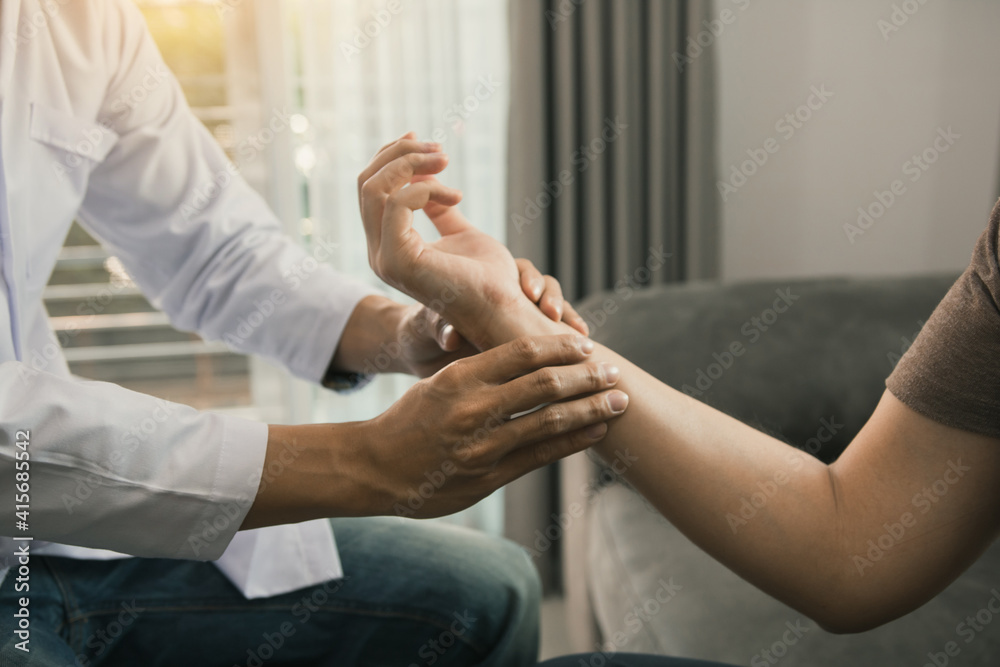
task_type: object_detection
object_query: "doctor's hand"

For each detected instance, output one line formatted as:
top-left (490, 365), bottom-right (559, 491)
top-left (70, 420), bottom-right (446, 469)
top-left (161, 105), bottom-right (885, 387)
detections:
top-left (333, 260), bottom-right (588, 379)
top-left (246, 334), bottom-right (628, 528)
top-left (396, 258), bottom-right (589, 377)
top-left (358, 133), bottom-right (557, 350)
top-left (360, 334), bottom-right (625, 518)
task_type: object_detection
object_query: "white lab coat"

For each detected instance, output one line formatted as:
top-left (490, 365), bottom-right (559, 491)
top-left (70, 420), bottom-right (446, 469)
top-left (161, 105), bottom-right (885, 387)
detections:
top-left (0, 0), bottom-right (378, 597)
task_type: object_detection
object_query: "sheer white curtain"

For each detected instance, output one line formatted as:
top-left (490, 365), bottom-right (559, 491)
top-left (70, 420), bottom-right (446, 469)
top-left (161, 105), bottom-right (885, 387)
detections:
top-left (252, 0), bottom-right (510, 534)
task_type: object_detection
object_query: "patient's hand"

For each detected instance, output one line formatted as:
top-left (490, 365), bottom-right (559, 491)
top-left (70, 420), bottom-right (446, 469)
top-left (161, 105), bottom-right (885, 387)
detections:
top-left (358, 133), bottom-right (560, 349)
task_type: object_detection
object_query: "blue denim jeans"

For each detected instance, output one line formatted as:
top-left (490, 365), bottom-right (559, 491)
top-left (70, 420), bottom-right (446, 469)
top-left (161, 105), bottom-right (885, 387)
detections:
top-left (0, 518), bottom-right (540, 666)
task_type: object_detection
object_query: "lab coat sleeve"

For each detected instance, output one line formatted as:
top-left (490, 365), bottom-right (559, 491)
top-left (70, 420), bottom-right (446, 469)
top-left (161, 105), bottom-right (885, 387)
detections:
top-left (78, 0), bottom-right (380, 385)
top-left (0, 362), bottom-right (267, 560)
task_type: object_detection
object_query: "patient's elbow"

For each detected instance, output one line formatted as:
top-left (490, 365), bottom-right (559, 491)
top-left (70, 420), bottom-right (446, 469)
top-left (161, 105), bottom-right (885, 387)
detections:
top-left (815, 615), bottom-right (882, 635)
top-left (809, 598), bottom-right (900, 635)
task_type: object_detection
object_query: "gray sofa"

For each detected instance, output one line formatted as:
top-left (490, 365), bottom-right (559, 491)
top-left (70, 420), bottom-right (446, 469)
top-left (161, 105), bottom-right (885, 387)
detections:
top-left (561, 275), bottom-right (1000, 666)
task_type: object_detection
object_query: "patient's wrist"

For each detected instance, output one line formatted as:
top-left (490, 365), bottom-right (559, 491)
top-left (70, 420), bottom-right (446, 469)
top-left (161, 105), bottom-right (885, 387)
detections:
top-left (481, 298), bottom-right (568, 349)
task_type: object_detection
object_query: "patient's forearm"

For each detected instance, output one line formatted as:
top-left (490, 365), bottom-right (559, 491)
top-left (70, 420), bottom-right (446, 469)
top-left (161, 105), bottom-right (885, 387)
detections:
top-left (486, 303), bottom-right (924, 632)
top-left (572, 337), bottom-right (845, 624)
top-left (584, 350), bottom-right (847, 620)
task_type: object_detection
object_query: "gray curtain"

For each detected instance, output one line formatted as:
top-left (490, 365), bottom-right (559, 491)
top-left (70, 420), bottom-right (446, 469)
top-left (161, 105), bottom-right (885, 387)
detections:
top-left (507, 0), bottom-right (718, 299)
top-left (504, 0), bottom-right (719, 590)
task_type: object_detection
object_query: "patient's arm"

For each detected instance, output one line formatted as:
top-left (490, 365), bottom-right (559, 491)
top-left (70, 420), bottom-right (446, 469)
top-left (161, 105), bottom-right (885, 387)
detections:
top-left (502, 308), bottom-right (1000, 634)
top-left (356, 136), bottom-right (1000, 634)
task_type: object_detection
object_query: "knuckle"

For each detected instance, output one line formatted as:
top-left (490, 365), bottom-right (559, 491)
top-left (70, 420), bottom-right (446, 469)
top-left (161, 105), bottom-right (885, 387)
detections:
top-left (361, 180), bottom-right (386, 203)
top-left (438, 360), bottom-right (465, 386)
top-left (586, 363), bottom-right (604, 389)
top-left (534, 368), bottom-right (563, 395)
top-left (533, 441), bottom-right (556, 468)
top-left (511, 336), bottom-right (542, 363)
top-left (540, 406), bottom-right (565, 435)
top-left (591, 393), bottom-right (611, 418)
top-left (359, 178), bottom-right (375, 198)
top-left (391, 158), bottom-right (415, 179)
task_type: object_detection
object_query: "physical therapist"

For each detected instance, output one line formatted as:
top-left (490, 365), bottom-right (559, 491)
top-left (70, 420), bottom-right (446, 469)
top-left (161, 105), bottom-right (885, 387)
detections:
top-left (0, 0), bottom-right (630, 664)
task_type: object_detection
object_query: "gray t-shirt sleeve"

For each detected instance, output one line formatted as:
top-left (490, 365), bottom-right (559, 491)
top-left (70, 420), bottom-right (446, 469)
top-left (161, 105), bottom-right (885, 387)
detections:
top-left (886, 199), bottom-right (1000, 439)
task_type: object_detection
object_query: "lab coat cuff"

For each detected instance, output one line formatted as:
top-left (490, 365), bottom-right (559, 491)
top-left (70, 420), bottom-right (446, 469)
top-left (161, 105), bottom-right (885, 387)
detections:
top-left (176, 415), bottom-right (269, 561)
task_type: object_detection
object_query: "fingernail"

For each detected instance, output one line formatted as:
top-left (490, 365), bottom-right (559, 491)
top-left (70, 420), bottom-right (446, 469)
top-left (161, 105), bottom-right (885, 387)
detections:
top-left (602, 363), bottom-right (621, 385)
top-left (578, 337), bottom-right (595, 354)
top-left (424, 142), bottom-right (442, 151)
top-left (532, 281), bottom-right (543, 299)
top-left (607, 392), bottom-right (629, 414)
top-left (585, 423), bottom-right (608, 440)
top-left (441, 323), bottom-right (455, 341)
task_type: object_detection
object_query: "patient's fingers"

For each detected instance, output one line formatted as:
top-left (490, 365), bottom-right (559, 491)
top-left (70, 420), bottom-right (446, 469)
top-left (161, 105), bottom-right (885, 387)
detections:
top-left (374, 130), bottom-right (416, 158)
top-left (412, 175), bottom-right (473, 236)
top-left (515, 259), bottom-right (590, 335)
top-left (563, 300), bottom-right (590, 336)
top-left (360, 153), bottom-right (450, 249)
top-left (381, 181), bottom-right (462, 261)
top-left (516, 258), bottom-right (546, 302)
top-left (539, 275), bottom-right (565, 322)
top-left (357, 136), bottom-right (443, 210)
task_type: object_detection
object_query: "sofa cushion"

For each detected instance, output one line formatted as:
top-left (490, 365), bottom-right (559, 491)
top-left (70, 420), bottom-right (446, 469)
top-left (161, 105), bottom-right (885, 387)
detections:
top-left (580, 275), bottom-right (957, 462)
top-left (588, 482), bottom-right (1000, 665)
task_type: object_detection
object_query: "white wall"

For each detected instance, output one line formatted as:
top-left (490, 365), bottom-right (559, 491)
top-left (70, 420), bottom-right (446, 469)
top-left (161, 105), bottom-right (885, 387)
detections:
top-left (715, 0), bottom-right (1000, 281)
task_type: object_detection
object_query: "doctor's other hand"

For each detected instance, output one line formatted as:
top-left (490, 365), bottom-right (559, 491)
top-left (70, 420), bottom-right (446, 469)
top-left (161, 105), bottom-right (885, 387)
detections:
top-left (394, 258), bottom-right (591, 378)
top-left (365, 334), bottom-right (626, 518)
